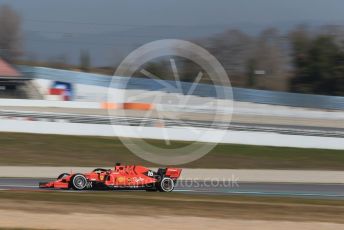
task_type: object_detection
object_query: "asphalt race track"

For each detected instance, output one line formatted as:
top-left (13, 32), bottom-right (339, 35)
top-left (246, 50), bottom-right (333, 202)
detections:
top-left (1, 178), bottom-right (344, 199)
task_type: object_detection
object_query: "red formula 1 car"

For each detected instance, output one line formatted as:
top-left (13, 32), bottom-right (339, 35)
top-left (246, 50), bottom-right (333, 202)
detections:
top-left (39, 163), bottom-right (182, 192)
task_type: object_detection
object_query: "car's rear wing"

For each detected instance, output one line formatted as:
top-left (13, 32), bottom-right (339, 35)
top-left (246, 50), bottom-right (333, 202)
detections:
top-left (165, 168), bottom-right (182, 179)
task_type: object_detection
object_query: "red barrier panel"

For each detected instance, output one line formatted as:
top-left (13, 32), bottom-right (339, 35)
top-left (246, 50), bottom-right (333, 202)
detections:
top-left (49, 88), bottom-right (64, 95)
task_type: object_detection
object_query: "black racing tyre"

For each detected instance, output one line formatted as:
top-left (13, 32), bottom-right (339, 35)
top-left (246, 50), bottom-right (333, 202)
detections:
top-left (157, 177), bottom-right (175, 192)
top-left (57, 173), bottom-right (70, 180)
top-left (70, 174), bottom-right (88, 190)
top-left (145, 183), bottom-right (158, 192)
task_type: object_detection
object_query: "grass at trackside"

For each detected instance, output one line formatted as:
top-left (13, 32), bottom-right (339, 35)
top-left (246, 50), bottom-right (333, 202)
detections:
top-left (1, 190), bottom-right (344, 223)
top-left (0, 132), bottom-right (344, 169)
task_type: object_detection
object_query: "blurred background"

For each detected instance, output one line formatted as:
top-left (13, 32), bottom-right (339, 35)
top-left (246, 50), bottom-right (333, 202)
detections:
top-left (1, 0), bottom-right (344, 96)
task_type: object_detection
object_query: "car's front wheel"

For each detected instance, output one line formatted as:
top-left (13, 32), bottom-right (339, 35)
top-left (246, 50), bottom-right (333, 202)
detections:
top-left (157, 177), bottom-right (175, 192)
top-left (70, 174), bottom-right (88, 190)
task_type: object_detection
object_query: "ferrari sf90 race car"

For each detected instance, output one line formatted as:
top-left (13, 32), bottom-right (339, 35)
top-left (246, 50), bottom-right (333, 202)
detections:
top-left (39, 164), bottom-right (182, 192)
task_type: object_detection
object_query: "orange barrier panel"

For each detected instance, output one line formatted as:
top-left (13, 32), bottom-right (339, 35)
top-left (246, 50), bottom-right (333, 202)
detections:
top-left (101, 102), bottom-right (119, 110)
top-left (123, 102), bottom-right (154, 111)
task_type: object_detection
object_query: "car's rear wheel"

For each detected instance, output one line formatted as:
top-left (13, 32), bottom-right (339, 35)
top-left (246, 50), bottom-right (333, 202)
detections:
top-left (157, 177), bottom-right (175, 192)
top-left (70, 174), bottom-right (88, 190)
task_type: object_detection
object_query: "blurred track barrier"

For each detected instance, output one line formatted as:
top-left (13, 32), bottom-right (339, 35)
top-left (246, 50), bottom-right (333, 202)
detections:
top-left (0, 99), bottom-right (152, 111)
top-left (0, 99), bottom-right (157, 111)
top-left (0, 119), bottom-right (343, 150)
top-left (20, 66), bottom-right (344, 110)
top-left (101, 102), bottom-right (119, 110)
top-left (0, 109), bottom-right (343, 137)
top-left (1, 99), bottom-right (344, 121)
top-left (0, 99), bottom-right (100, 109)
